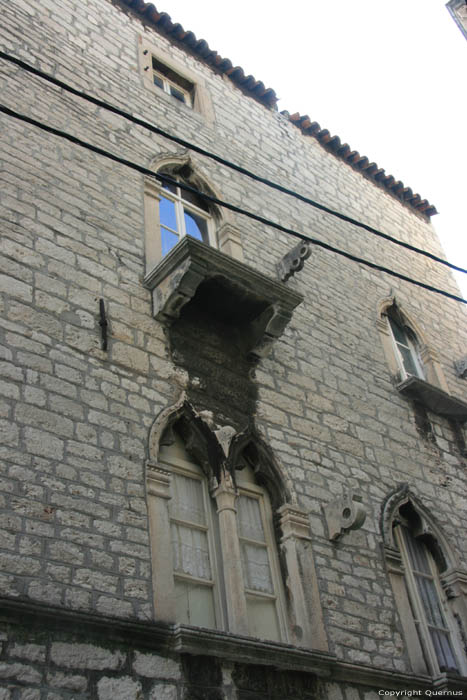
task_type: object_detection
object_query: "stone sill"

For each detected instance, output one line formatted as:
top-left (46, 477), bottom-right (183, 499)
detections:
top-left (397, 376), bottom-right (467, 420)
top-left (0, 596), bottom-right (453, 692)
top-left (143, 237), bottom-right (304, 359)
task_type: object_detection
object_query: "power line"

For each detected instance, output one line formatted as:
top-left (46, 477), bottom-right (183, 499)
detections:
top-left (1, 103), bottom-right (465, 306)
top-left (1, 51), bottom-right (466, 277)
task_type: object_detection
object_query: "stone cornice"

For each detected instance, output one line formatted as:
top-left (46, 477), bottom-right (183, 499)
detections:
top-left (1, 596), bottom-right (460, 691)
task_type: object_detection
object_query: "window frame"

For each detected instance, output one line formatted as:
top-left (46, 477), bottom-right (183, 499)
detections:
top-left (376, 298), bottom-right (450, 393)
top-left (151, 57), bottom-right (193, 107)
top-left (236, 472), bottom-right (289, 642)
top-left (394, 523), bottom-right (465, 676)
top-left (159, 179), bottom-right (215, 256)
top-left (387, 315), bottom-right (425, 381)
top-left (138, 36), bottom-right (215, 122)
top-left (166, 453), bottom-right (225, 631)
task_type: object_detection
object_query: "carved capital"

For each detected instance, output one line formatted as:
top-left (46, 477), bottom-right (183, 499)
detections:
top-left (323, 490), bottom-right (366, 541)
top-left (440, 568), bottom-right (467, 599)
top-left (146, 462), bottom-right (172, 499)
top-left (212, 473), bottom-right (238, 513)
top-left (278, 504), bottom-right (311, 541)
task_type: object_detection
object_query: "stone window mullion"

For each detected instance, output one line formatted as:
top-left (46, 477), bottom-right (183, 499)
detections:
top-left (211, 475), bottom-right (249, 636)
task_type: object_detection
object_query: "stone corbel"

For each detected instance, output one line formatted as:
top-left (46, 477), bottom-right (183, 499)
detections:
top-left (323, 490), bottom-right (366, 541)
top-left (276, 241), bottom-right (311, 283)
top-left (455, 357), bottom-right (467, 379)
top-left (277, 504), bottom-right (328, 651)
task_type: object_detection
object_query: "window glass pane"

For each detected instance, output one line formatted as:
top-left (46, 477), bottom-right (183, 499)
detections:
top-left (170, 85), bottom-right (187, 103)
top-left (238, 496), bottom-right (265, 542)
top-left (241, 542), bottom-right (273, 593)
top-left (389, 317), bottom-right (407, 345)
top-left (398, 345), bottom-right (420, 377)
top-left (184, 209), bottom-right (209, 244)
top-left (161, 228), bottom-right (179, 257)
top-left (159, 196), bottom-right (178, 231)
top-left (161, 180), bottom-right (178, 195)
top-left (246, 596), bottom-right (280, 641)
top-left (416, 576), bottom-right (446, 629)
top-left (430, 629), bottom-right (458, 672)
top-left (171, 523), bottom-right (212, 580)
top-left (153, 73), bottom-right (164, 89)
top-left (182, 188), bottom-right (210, 212)
top-left (174, 579), bottom-right (216, 628)
top-left (171, 474), bottom-right (206, 525)
top-left (403, 529), bottom-right (431, 575)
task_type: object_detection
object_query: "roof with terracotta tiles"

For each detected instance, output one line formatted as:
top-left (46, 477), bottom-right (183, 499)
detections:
top-left (118, 0), bottom-right (437, 218)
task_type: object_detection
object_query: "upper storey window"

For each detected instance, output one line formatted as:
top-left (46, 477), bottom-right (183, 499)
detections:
top-left (151, 57), bottom-right (193, 107)
top-left (387, 312), bottom-right (425, 380)
top-left (159, 178), bottom-right (212, 256)
top-left (139, 37), bottom-right (215, 122)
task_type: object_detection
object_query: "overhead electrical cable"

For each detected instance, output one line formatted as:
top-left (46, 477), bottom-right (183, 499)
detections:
top-left (1, 103), bottom-right (465, 306)
top-left (1, 50), bottom-right (466, 277)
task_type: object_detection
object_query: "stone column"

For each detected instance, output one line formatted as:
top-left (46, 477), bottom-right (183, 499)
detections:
top-left (278, 504), bottom-right (328, 650)
top-left (146, 462), bottom-right (176, 623)
top-left (211, 474), bottom-right (249, 636)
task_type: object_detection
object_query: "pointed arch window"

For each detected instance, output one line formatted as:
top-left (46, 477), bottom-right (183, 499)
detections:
top-left (385, 498), bottom-right (467, 677)
top-left (147, 425), bottom-right (286, 640)
top-left (387, 308), bottom-right (425, 381)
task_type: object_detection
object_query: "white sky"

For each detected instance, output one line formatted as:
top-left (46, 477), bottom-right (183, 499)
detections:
top-left (159, 0), bottom-right (467, 300)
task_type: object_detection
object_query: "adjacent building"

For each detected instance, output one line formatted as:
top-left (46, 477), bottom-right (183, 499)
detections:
top-left (1, 1), bottom-right (467, 697)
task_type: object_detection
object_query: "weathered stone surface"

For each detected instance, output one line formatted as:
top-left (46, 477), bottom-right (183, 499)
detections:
top-left (97, 676), bottom-right (142, 700)
top-left (0, 0), bottom-right (466, 694)
top-left (50, 643), bottom-right (125, 670)
top-left (133, 651), bottom-right (181, 679)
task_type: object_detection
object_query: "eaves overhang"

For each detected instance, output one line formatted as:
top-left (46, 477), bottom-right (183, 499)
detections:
top-left (116, 0), bottom-right (438, 218)
top-left (143, 237), bottom-right (303, 360)
top-left (397, 376), bottom-right (467, 420)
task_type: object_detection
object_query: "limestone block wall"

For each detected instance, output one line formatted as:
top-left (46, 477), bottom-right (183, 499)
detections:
top-left (0, 0), bottom-right (466, 691)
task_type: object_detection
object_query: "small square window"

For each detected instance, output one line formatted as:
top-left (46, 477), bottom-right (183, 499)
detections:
top-left (139, 37), bottom-right (215, 122)
top-left (151, 57), bottom-right (194, 107)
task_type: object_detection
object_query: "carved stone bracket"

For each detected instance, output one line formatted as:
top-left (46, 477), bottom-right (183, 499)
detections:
top-left (323, 490), bottom-right (366, 541)
top-left (276, 241), bottom-right (311, 283)
top-left (455, 357), bottom-right (467, 379)
top-left (144, 237), bottom-right (303, 360)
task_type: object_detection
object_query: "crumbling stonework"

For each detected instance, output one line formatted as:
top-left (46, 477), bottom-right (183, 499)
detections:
top-left (0, 0), bottom-right (467, 696)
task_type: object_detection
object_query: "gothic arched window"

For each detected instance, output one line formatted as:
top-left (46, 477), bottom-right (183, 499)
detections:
top-left (383, 493), bottom-right (467, 677)
top-left (387, 309), bottom-right (425, 381)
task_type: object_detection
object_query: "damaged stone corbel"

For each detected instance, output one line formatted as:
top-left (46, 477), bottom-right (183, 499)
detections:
top-left (323, 489), bottom-right (367, 541)
top-left (276, 241), bottom-right (311, 283)
top-left (454, 357), bottom-right (467, 379)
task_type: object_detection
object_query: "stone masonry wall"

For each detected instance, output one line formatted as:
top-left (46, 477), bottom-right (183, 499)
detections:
top-left (0, 0), bottom-right (466, 690)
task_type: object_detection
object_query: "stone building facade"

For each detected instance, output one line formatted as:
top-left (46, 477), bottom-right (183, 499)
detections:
top-left (1, 1), bottom-right (467, 698)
